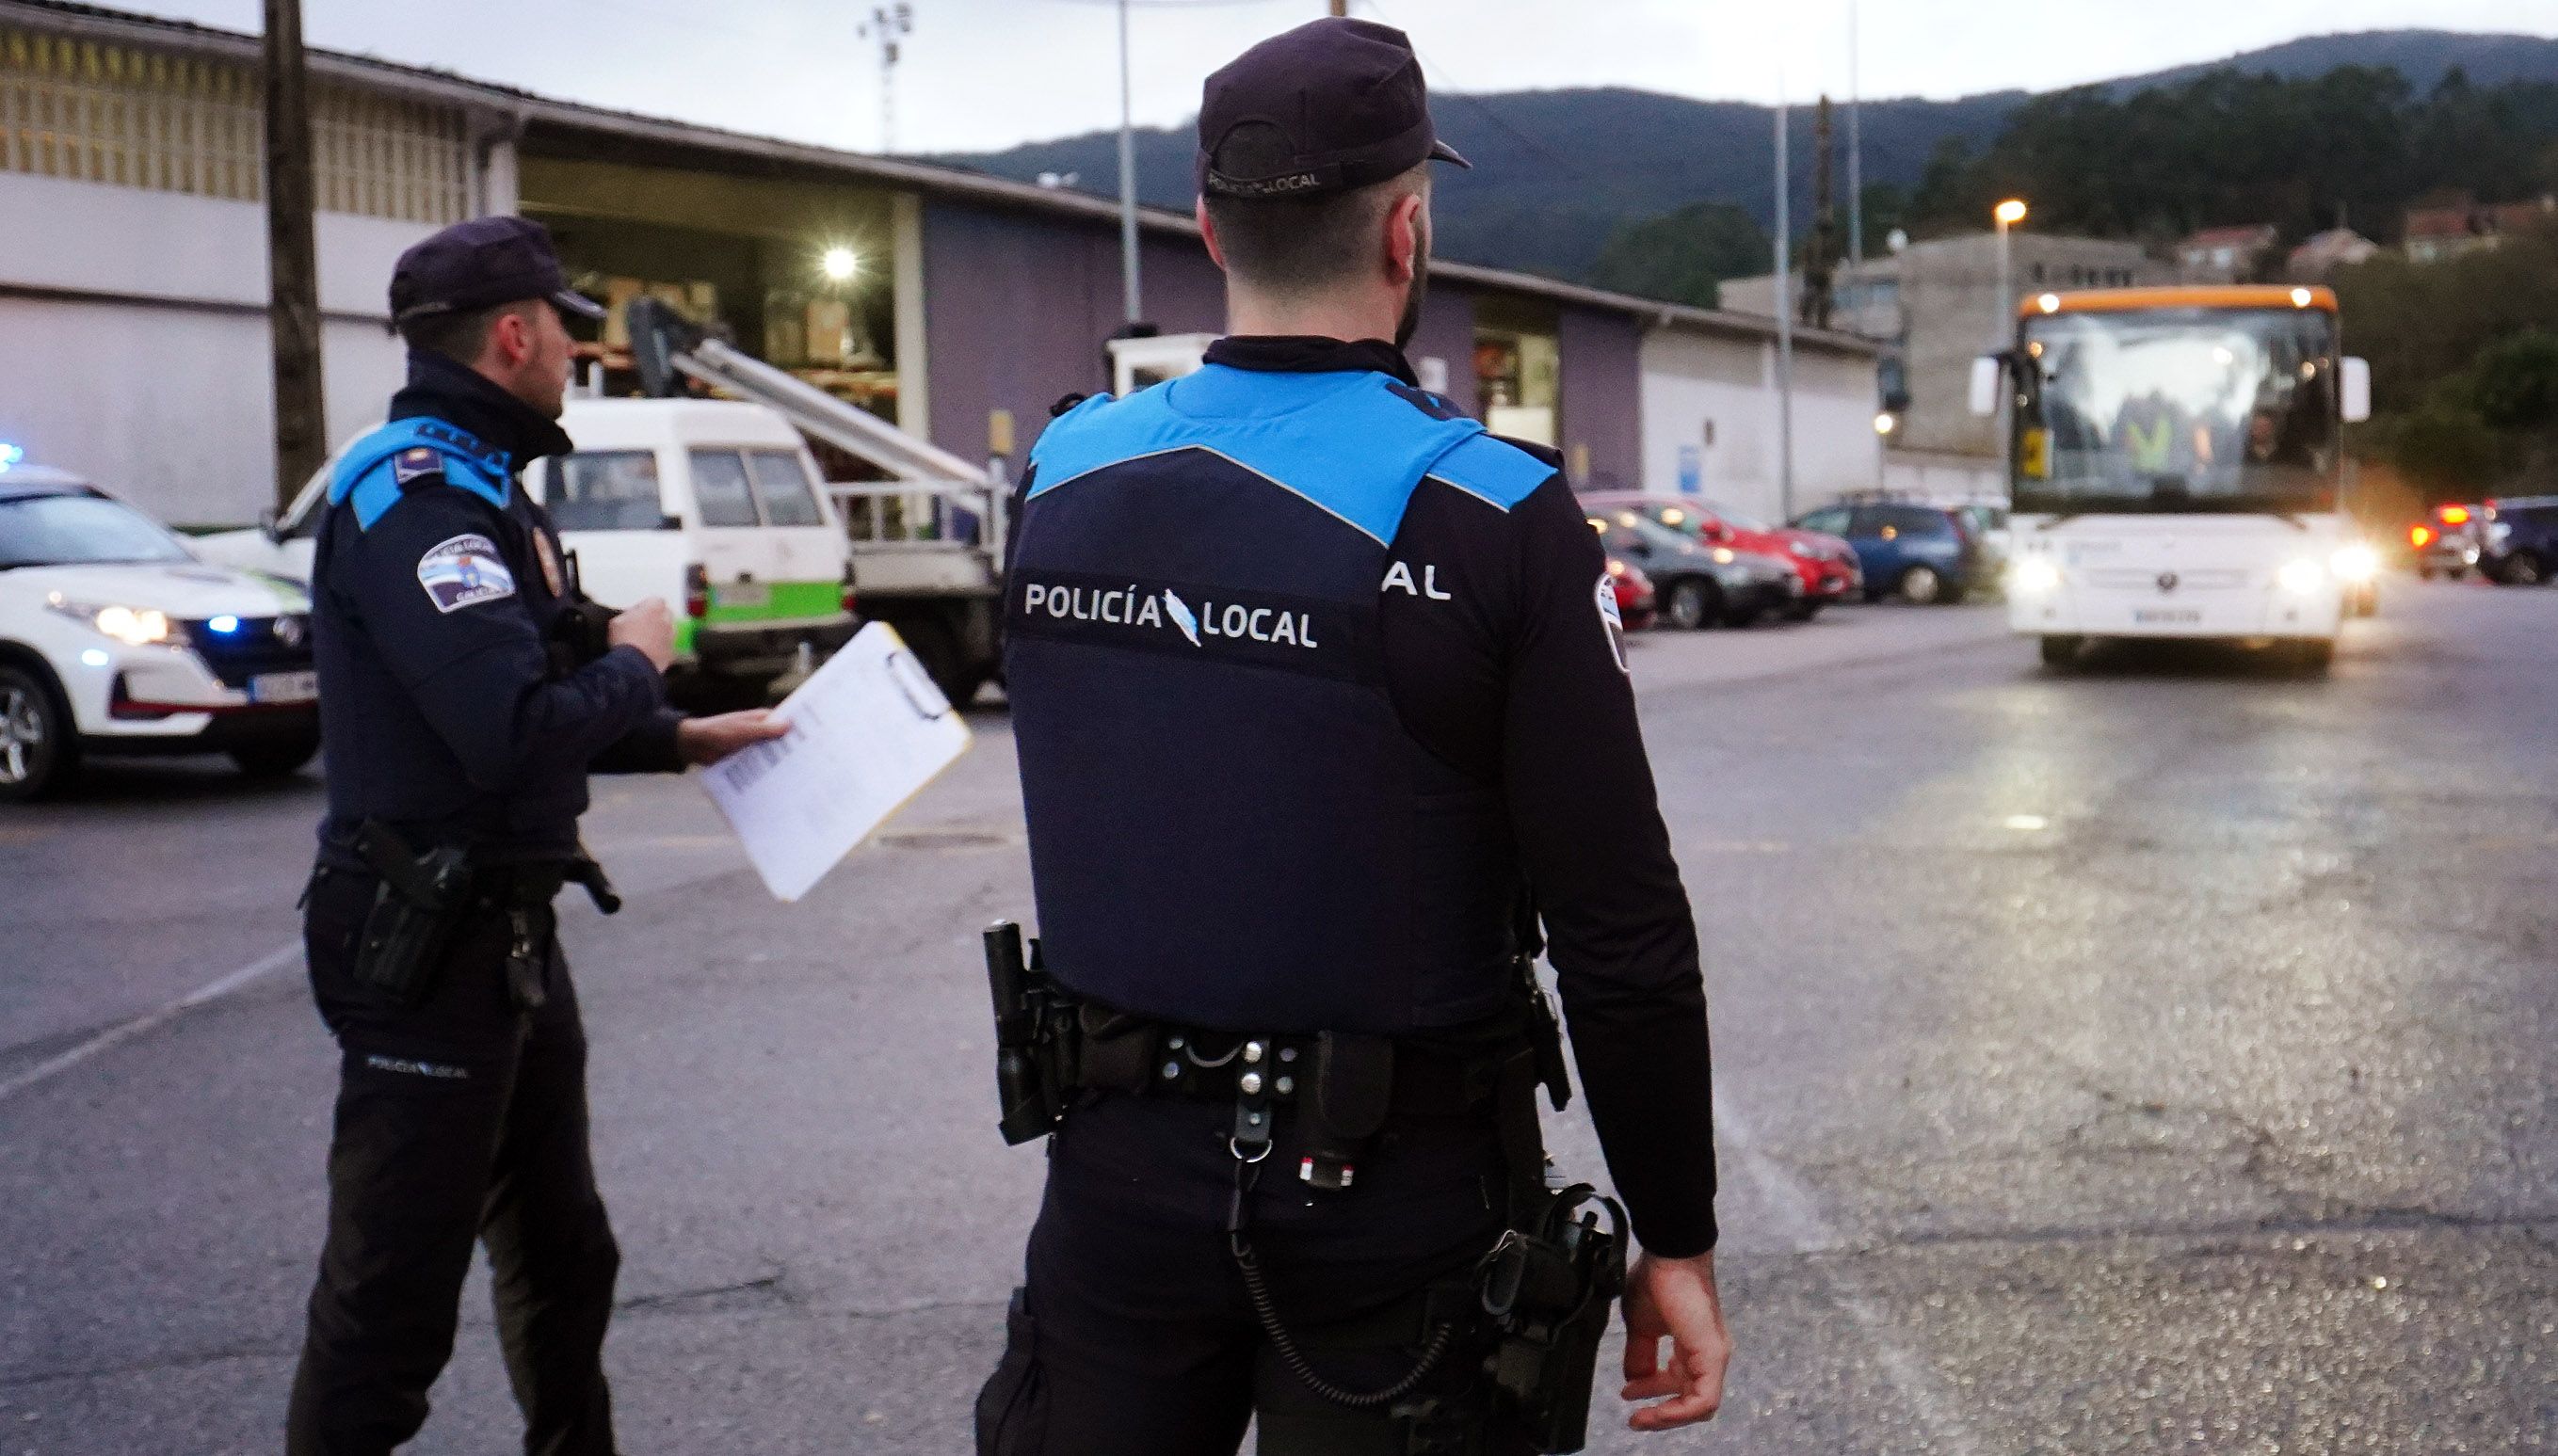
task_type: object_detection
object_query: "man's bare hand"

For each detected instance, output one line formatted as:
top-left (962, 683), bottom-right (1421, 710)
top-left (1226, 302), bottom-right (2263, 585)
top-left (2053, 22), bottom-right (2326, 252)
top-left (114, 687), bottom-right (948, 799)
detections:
top-left (606, 598), bottom-right (676, 672)
top-left (1619, 1249), bottom-right (1731, 1432)
top-left (675, 710), bottom-right (791, 767)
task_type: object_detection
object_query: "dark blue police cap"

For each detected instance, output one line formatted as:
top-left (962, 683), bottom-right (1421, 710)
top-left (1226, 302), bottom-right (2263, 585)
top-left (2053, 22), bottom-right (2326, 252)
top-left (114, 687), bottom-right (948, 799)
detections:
top-left (1197, 17), bottom-right (1469, 201)
top-left (389, 216), bottom-right (605, 327)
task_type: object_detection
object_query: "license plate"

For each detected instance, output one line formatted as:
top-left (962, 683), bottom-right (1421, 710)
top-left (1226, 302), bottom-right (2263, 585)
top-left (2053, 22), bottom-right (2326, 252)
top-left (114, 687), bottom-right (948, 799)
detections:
top-left (716, 582), bottom-right (771, 609)
top-left (249, 670), bottom-right (318, 703)
top-left (2132, 609), bottom-right (2201, 625)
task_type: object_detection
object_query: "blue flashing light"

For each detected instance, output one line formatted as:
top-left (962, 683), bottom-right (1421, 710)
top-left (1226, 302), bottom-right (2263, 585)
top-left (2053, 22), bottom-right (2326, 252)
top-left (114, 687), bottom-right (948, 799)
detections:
top-left (79, 648), bottom-right (110, 668)
top-left (0, 442), bottom-right (22, 473)
top-left (208, 615), bottom-right (241, 635)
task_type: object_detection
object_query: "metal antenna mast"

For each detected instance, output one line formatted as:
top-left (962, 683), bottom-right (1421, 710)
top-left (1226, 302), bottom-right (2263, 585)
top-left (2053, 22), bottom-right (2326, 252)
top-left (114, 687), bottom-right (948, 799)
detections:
top-left (861, 4), bottom-right (915, 152)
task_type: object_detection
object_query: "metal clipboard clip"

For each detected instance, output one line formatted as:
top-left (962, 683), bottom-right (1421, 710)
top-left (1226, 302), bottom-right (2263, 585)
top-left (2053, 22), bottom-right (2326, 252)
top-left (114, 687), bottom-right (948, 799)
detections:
top-left (884, 648), bottom-right (954, 720)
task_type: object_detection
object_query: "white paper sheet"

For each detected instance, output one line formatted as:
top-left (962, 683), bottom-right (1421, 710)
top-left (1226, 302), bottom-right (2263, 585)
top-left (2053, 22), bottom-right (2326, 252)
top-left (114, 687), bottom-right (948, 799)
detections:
top-left (699, 621), bottom-right (973, 902)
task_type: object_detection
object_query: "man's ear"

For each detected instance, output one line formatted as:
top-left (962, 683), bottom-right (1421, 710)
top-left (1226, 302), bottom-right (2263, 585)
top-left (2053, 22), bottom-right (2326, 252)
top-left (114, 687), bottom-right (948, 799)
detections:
top-left (1197, 198), bottom-right (1229, 272)
top-left (1386, 192), bottom-right (1424, 285)
top-left (486, 306), bottom-right (534, 371)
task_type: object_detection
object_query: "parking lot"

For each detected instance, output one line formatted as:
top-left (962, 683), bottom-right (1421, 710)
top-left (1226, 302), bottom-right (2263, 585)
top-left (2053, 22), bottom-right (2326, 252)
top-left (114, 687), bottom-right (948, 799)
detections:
top-left (4, 586), bottom-right (2554, 1454)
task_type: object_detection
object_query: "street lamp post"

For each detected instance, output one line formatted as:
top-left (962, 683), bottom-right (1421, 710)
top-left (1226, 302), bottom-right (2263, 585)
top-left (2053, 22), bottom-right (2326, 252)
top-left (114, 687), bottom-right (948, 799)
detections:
top-left (1993, 198), bottom-right (2027, 346)
top-left (1117, 0), bottom-right (1142, 326)
top-left (1774, 91), bottom-right (1794, 523)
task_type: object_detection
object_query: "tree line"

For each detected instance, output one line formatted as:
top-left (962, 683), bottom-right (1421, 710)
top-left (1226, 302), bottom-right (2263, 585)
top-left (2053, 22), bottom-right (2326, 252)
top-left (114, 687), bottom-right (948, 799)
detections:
top-left (1907, 67), bottom-right (2558, 244)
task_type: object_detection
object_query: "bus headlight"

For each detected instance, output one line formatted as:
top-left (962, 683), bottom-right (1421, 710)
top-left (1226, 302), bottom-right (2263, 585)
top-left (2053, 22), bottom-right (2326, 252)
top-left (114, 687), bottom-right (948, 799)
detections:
top-left (2277, 558), bottom-right (2327, 595)
top-left (2009, 558), bottom-right (2062, 594)
top-left (2329, 544), bottom-right (2379, 584)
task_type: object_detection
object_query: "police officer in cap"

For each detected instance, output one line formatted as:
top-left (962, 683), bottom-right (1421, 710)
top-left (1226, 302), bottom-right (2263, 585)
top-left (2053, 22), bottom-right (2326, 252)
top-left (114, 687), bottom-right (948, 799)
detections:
top-left (978, 18), bottom-right (1730, 1453)
top-left (287, 216), bottom-right (784, 1455)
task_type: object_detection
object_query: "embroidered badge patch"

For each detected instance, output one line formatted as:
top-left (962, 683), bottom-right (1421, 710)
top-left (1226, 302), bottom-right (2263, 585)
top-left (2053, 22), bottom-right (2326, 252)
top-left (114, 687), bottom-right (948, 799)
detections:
top-left (417, 534), bottom-right (516, 613)
top-left (1595, 571), bottom-right (1629, 674)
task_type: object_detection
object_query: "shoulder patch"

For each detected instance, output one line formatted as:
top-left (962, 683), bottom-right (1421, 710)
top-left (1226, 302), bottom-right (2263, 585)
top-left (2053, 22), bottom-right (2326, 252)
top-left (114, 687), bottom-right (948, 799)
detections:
top-left (1596, 569), bottom-right (1630, 674)
top-left (1424, 432), bottom-right (1558, 512)
top-left (391, 447), bottom-right (445, 487)
top-left (416, 534), bottom-right (516, 614)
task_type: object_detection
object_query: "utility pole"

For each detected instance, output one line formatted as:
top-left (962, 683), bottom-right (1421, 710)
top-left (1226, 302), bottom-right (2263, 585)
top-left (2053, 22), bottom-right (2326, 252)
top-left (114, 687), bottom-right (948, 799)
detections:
top-left (1329, 0), bottom-right (1348, 16)
top-left (861, 5), bottom-right (914, 153)
top-left (1805, 95), bottom-right (1837, 331)
top-left (262, 0), bottom-right (323, 514)
top-left (1773, 90), bottom-right (1795, 523)
top-left (1116, 0), bottom-right (1142, 325)
top-left (1847, 0), bottom-right (1863, 267)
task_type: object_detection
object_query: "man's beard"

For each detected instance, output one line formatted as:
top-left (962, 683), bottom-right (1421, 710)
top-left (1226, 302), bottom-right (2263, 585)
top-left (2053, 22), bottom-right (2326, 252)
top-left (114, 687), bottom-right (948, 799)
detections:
top-left (1394, 227), bottom-right (1431, 350)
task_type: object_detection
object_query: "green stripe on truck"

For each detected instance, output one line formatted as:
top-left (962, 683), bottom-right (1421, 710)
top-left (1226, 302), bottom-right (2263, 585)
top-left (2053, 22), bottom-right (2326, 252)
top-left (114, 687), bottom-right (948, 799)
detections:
top-left (702, 580), bottom-right (845, 626)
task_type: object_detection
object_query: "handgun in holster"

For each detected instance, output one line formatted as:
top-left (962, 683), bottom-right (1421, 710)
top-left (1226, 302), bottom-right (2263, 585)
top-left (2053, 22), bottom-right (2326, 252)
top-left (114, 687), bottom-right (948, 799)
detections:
top-left (350, 820), bottom-right (475, 1005)
top-left (1474, 901), bottom-right (1621, 1454)
top-left (1478, 1183), bottom-right (1628, 1453)
top-left (983, 921), bottom-right (1077, 1144)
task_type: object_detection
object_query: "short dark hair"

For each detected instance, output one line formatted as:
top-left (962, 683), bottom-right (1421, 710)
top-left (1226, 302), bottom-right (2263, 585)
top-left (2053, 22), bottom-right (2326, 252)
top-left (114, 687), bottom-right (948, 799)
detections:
top-left (1203, 138), bottom-right (1425, 295)
top-left (397, 297), bottom-right (539, 363)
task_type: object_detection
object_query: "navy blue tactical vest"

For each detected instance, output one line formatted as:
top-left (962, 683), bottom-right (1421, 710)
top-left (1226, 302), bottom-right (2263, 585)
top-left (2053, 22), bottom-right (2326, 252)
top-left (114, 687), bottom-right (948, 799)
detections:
top-left (1006, 361), bottom-right (1552, 1034)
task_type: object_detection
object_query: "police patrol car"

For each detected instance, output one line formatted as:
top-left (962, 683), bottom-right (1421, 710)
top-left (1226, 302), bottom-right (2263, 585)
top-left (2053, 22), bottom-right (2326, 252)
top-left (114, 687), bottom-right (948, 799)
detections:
top-left (0, 450), bottom-right (320, 801)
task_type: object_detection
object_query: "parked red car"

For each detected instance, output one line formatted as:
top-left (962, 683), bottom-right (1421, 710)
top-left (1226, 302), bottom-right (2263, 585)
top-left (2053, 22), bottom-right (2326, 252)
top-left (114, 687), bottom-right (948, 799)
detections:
top-left (1581, 491), bottom-right (1860, 618)
top-left (1607, 555), bottom-right (1658, 632)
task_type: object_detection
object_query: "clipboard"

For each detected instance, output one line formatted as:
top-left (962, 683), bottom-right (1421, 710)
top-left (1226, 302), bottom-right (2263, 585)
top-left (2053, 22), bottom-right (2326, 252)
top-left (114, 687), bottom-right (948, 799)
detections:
top-left (699, 620), bottom-right (973, 902)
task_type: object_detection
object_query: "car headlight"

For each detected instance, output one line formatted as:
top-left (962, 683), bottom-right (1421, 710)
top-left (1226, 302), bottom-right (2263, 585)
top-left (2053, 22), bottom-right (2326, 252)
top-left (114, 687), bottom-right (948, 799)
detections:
top-left (2276, 558), bottom-right (2327, 595)
top-left (1711, 547), bottom-right (1737, 565)
top-left (2329, 543), bottom-right (2379, 584)
top-left (2009, 558), bottom-right (2062, 594)
top-left (1789, 539), bottom-right (1814, 558)
top-left (45, 595), bottom-right (179, 646)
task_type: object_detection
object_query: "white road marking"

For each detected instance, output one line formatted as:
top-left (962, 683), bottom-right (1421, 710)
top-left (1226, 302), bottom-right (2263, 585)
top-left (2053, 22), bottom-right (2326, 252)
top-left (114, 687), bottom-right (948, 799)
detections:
top-left (1716, 1095), bottom-right (1987, 1455)
top-left (0, 942), bottom-right (298, 1104)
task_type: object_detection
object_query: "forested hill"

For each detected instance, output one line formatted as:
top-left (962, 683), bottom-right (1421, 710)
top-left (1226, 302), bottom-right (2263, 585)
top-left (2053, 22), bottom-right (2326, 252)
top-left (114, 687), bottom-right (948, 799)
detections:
top-left (936, 29), bottom-right (2558, 287)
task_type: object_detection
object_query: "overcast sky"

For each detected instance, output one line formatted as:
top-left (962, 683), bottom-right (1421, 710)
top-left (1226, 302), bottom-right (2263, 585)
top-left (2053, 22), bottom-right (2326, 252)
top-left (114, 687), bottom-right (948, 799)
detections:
top-left (117, 0), bottom-right (2558, 156)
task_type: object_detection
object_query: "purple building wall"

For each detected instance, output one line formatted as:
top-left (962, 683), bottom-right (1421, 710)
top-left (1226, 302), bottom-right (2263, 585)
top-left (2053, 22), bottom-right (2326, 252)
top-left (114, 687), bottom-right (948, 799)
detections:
top-left (924, 200), bottom-right (1539, 468)
top-left (1557, 305), bottom-right (1643, 491)
top-left (1404, 286), bottom-right (1479, 408)
top-left (919, 201), bottom-right (1225, 466)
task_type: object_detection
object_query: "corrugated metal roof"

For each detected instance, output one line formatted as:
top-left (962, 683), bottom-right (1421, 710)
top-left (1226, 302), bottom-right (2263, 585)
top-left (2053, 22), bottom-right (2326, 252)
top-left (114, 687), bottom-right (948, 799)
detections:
top-left (0, 0), bottom-right (1876, 358)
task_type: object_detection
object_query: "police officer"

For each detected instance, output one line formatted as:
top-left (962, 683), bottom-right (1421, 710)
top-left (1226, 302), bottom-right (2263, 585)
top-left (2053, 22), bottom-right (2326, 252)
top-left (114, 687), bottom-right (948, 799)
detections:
top-left (977, 19), bottom-right (1730, 1454)
top-left (287, 216), bottom-right (783, 1455)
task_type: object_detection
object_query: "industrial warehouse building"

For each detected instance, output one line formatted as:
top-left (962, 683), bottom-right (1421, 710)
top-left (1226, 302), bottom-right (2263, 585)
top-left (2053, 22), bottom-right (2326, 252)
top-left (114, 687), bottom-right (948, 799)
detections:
top-left (0, 0), bottom-right (1880, 532)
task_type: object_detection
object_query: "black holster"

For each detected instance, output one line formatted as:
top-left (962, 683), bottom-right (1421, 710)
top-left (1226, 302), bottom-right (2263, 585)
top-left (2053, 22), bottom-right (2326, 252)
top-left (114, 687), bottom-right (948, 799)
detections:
top-left (983, 921), bottom-right (1078, 1144)
top-left (347, 820), bottom-right (475, 1006)
top-left (1474, 953), bottom-right (1624, 1454)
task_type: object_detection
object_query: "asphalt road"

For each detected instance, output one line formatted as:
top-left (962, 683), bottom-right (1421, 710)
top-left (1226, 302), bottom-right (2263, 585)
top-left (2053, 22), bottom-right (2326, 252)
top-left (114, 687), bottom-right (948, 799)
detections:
top-left (2, 584), bottom-right (2552, 1455)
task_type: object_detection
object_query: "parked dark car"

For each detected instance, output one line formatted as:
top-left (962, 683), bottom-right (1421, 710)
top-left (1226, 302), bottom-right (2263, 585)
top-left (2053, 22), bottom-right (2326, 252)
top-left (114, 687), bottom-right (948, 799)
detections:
top-left (2479, 495), bottom-right (2557, 585)
top-left (1791, 502), bottom-right (1987, 604)
top-left (1580, 490), bottom-right (1861, 618)
top-left (1589, 512), bottom-right (1797, 629)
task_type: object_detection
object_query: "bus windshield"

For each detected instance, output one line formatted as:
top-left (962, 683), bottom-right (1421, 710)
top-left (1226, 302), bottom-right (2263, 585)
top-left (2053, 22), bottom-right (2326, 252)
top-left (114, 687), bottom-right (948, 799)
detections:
top-left (2015, 307), bottom-right (2341, 515)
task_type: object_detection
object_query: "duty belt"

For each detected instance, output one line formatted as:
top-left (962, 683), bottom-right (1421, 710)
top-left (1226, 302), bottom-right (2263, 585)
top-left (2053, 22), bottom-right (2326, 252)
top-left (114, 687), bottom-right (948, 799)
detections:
top-left (984, 922), bottom-right (1567, 1193)
top-left (980, 920), bottom-right (1625, 1449)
